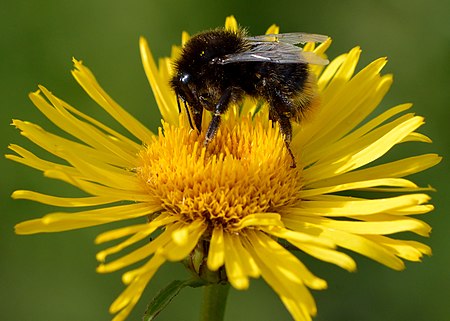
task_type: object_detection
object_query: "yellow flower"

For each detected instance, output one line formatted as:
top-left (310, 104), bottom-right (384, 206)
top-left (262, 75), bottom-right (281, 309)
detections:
top-left (8, 16), bottom-right (441, 321)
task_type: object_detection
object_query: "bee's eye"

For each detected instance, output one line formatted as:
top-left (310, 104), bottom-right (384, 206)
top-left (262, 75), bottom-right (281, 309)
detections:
top-left (179, 72), bottom-right (191, 85)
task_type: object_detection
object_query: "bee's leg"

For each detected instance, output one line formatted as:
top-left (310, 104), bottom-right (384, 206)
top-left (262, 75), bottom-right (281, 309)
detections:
top-left (204, 87), bottom-right (234, 146)
top-left (268, 106), bottom-right (279, 127)
top-left (277, 114), bottom-right (297, 168)
top-left (192, 106), bottom-right (203, 133)
top-left (268, 90), bottom-right (297, 168)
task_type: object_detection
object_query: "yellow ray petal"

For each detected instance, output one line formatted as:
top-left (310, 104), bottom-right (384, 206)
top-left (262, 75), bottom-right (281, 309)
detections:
top-left (223, 232), bottom-right (258, 289)
top-left (7, 143), bottom-right (80, 176)
top-left (109, 254), bottom-right (165, 318)
top-left (307, 154), bottom-right (442, 189)
top-left (299, 75), bottom-right (394, 165)
top-left (71, 59), bottom-right (154, 143)
top-left (309, 38), bottom-right (332, 78)
top-left (302, 225), bottom-right (405, 270)
top-left (303, 116), bottom-right (427, 184)
top-left (162, 221), bottom-right (207, 261)
top-left (299, 178), bottom-right (417, 198)
top-left (59, 150), bottom-right (139, 191)
top-left (364, 235), bottom-right (431, 261)
top-left (96, 215), bottom-right (176, 263)
top-left (286, 194), bottom-right (430, 217)
top-left (32, 87), bottom-right (139, 164)
top-left (233, 213), bottom-right (283, 229)
top-left (265, 24), bottom-right (279, 35)
top-left (262, 226), bottom-right (335, 248)
top-left (158, 57), bottom-right (174, 83)
top-left (207, 226), bottom-right (225, 271)
top-left (246, 230), bottom-right (327, 290)
top-left (361, 186), bottom-right (435, 193)
top-left (293, 242), bottom-right (357, 272)
top-left (386, 203), bottom-right (434, 215)
top-left (279, 295), bottom-right (313, 321)
top-left (15, 203), bottom-right (161, 234)
top-left (323, 47), bottom-right (361, 96)
top-left (58, 98), bottom-right (142, 151)
top-left (225, 15), bottom-right (238, 31)
top-left (139, 37), bottom-right (179, 126)
top-left (316, 53), bottom-right (347, 91)
top-left (97, 228), bottom-right (172, 273)
top-left (306, 58), bottom-right (389, 151)
top-left (243, 231), bottom-right (322, 318)
top-left (41, 169), bottom-right (151, 202)
top-left (285, 214), bottom-right (430, 237)
top-left (12, 190), bottom-right (118, 207)
top-left (180, 31), bottom-right (190, 46)
top-left (95, 213), bottom-right (174, 244)
top-left (338, 116), bottom-right (425, 172)
top-left (232, 234), bottom-right (260, 279)
top-left (12, 118), bottom-right (134, 170)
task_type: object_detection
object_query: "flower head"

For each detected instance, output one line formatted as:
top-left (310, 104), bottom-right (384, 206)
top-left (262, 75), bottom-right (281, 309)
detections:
top-left (9, 16), bottom-right (441, 321)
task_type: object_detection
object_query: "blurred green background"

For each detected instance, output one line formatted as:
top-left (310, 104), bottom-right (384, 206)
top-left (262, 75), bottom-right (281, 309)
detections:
top-left (1, 0), bottom-right (448, 320)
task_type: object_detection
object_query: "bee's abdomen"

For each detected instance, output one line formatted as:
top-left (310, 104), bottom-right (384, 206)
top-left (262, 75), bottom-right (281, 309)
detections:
top-left (290, 68), bottom-right (320, 123)
top-left (254, 63), bottom-right (319, 123)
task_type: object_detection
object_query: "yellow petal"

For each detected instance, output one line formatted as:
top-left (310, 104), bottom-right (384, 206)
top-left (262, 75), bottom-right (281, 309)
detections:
top-left (286, 194), bottom-right (430, 217)
top-left (225, 15), bottom-right (238, 31)
top-left (15, 203), bottom-right (161, 234)
top-left (71, 59), bottom-right (154, 143)
top-left (207, 226), bottom-right (225, 271)
top-left (307, 154), bottom-right (442, 189)
top-left (12, 190), bottom-right (118, 207)
top-left (314, 227), bottom-right (404, 270)
top-left (294, 242), bottom-right (357, 272)
top-left (262, 226), bottom-right (335, 248)
top-left (299, 178), bottom-right (418, 198)
top-left (285, 214), bottom-right (431, 236)
top-left (233, 213), bottom-right (283, 229)
top-left (244, 230), bottom-right (323, 319)
top-left (223, 232), bottom-right (259, 289)
top-left (109, 254), bottom-right (165, 318)
top-left (246, 230), bottom-right (327, 290)
top-left (364, 235), bottom-right (431, 261)
top-left (31, 87), bottom-right (139, 164)
top-left (265, 24), bottom-right (279, 34)
top-left (95, 215), bottom-right (176, 263)
top-left (97, 225), bottom-right (174, 273)
top-left (162, 221), bottom-right (206, 261)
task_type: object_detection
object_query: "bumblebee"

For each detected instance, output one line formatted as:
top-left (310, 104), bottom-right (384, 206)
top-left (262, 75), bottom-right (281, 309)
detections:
top-left (170, 28), bottom-right (329, 167)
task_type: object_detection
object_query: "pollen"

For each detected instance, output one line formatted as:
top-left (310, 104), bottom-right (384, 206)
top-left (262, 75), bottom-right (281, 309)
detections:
top-left (137, 114), bottom-right (302, 231)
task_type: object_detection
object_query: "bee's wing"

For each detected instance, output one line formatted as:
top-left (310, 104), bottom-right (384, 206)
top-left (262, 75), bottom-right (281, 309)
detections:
top-left (217, 33), bottom-right (329, 65)
top-left (246, 32), bottom-right (329, 45)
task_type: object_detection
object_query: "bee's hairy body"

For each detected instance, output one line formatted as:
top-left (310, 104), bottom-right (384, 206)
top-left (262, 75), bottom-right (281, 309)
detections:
top-left (171, 28), bottom-right (324, 167)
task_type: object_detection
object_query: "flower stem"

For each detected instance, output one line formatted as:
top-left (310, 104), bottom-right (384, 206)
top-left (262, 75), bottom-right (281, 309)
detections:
top-left (200, 283), bottom-right (230, 321)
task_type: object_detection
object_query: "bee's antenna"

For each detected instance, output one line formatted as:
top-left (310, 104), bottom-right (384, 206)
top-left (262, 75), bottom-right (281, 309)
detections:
top-left (183, 100), bottom-right (195, 130)
top-left (176, 92), bottom-right (196, 130)
top-left (175, 93), bottom-right (182, 113)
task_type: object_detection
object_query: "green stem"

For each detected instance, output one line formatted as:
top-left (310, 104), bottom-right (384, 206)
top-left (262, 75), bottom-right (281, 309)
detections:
top-left (200, 283), bottom-right (230, 321)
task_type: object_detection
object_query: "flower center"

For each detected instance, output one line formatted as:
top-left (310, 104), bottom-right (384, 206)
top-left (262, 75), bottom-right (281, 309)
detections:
top-left (137, 115), bottom-right (302, 231)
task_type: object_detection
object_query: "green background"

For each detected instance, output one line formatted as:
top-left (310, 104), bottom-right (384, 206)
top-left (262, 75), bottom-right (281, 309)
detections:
top-left (1, 0), bottom-right (448, 320)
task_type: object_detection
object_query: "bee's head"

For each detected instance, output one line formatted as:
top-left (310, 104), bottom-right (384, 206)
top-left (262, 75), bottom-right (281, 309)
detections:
top-left (171, 71), bottom-right (197, 105)
top-left (170, 71), bottom-right (203, 131)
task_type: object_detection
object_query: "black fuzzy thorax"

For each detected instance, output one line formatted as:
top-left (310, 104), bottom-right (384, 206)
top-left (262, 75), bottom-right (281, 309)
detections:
top-left (172, 29), bottom-right (249, 91)
top-left (172, 29), bottom-right (309, 105)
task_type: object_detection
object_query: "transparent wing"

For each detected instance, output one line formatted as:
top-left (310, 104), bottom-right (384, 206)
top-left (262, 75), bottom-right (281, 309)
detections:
top-left (246, 32), bottom-right (329, 45)
top-left (217, 40), bottom-right (329, 65)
